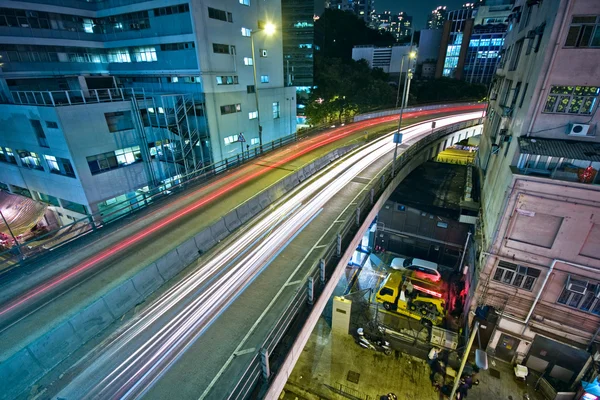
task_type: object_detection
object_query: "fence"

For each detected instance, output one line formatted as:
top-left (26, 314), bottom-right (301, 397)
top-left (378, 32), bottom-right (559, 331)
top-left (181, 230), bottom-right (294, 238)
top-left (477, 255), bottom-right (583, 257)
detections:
top-left (353, 101), bottom-right (482, 122)
top-left (0, 132), bottom-right (299, 271)
top-left (225, 117), bottom-right (484, 399)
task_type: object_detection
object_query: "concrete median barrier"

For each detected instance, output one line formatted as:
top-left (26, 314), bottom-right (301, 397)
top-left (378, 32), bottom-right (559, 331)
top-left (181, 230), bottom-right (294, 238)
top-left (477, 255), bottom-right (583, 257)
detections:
top-left (131, 263), bottom-right (165, 298)
top-left (235, 201), bottom-right (254, 224)
top-left (154, 248), bottom-right (183, 281)
top-left (246, 197), bottom-right (263, 216)
top-left (223, 210), bottom-right (242, 232)
top-left (176, 238), bottom-right (201, 267)
top-left (28, 320), bottom-right (82, 370)
top-left (296, 167), bottom-right (307, 182)
top-left (257, 191), bottom-right (272, 209)
top-left (0, 348), bottom-right (45, 400)
top-left (69, 298), bottom-right (115, 343)
top-left (210, 218), bottom-right (230, 242)
top-left (102, 280), bottom-right (142, 319)
top-left (193, 229), bottom-right (217, 253)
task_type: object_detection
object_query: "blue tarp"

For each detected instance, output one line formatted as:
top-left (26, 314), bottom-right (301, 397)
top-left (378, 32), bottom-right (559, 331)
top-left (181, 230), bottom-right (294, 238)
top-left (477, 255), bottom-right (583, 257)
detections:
top-left (582, 378), bottom-right (600, 396)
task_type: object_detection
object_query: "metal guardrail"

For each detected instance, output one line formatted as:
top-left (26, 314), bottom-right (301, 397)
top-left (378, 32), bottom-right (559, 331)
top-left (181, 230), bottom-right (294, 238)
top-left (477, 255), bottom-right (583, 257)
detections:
top-left (0, 133), bottom-right (299, 271)
top-left (353, 101), bottom-right (483, 122)
top-left (226, 117), bottom-right (484, 399)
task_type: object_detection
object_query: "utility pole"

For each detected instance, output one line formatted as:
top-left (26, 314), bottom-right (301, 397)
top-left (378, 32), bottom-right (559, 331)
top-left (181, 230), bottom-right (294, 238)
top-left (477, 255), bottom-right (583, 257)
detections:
top-left (450, 321), bottom-right (480, 400)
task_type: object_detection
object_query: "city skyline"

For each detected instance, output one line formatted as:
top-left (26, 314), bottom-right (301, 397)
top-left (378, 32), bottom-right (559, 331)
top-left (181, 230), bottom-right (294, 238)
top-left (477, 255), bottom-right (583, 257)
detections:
top-left (374, 0), bottom-right (469, 29)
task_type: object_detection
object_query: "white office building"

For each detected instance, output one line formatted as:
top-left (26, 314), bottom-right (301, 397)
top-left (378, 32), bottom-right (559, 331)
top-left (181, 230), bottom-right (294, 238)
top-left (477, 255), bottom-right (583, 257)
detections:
top-left (0, 0), bottom-right (296, 224)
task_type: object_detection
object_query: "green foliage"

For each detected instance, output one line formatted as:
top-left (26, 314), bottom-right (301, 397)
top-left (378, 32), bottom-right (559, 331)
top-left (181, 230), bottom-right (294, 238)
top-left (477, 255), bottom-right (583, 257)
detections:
top-left (306, 57), bottom-right (396, 125)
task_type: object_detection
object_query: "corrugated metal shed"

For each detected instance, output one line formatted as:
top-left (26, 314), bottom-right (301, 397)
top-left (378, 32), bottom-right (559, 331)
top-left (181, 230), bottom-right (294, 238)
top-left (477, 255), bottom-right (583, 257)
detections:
top-left (518, 137), bottom-right (600, 162)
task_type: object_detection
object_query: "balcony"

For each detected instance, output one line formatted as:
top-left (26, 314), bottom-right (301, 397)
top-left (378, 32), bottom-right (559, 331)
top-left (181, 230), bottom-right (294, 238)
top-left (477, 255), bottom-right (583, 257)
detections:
top-left (5, 88), bottom-right (148, 107)
top-left (513, 137), bottom-right (600, 185)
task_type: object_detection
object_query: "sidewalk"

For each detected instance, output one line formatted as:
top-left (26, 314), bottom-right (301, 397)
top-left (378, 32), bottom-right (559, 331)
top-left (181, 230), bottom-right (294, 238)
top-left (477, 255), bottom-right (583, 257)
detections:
top-left (283, 317), bottom-right (545, 400)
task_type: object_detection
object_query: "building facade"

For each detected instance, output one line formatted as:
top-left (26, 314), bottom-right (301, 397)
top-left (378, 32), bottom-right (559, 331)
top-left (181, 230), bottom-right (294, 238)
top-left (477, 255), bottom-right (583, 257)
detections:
top-left (473, 0), bottom-right (600, 388)
top-left (352, 45), bottom-right (412, 78)
top-left (436, 1), bottom-right (512, 85)
top-left (0, 0), bottom-right (296, 224)
top-left (326, 0), bottom-right (372, 22)
top-left (417, 29), bottom-right (443, 78)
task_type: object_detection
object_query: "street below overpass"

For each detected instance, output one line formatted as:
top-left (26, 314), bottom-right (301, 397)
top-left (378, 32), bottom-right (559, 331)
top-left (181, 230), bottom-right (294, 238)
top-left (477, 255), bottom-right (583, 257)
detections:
top-left (43, 111), bottom-right (483, 400)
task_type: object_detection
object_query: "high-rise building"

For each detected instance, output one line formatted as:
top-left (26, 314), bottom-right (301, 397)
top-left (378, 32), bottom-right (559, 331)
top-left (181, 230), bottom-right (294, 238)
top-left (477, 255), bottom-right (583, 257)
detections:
top-left (472, 0), bottom-right (600, 387)
top-left (435, 1), bottom-right (511, 84)
top-left (427, 6), bottom-right (448, 30)
top-left (0, 0), bottom-right (296, 224)
top-left (282, 0), bottom-right (324, 118)
top-left (390, 12), bottom-right (413, 43)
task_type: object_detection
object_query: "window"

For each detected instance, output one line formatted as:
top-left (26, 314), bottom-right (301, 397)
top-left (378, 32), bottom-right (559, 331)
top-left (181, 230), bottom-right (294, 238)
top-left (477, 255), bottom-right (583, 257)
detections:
top-left (272, 101), bottom-right (280, 119)
top-left (153, 4), bottom-right (190, 17)
top-left (30, 119), bottom-right (49, 147)
top-left (45, 121), bottom-right (58, 129)
top-left (216, 75), bottom-right (238, 85)
top-left (501, 79), bottom-right (513, 106)
top-left (105, 111), bottom-right (135, 132)
top-left (213, 43), bottom-right (232, 54)
top-left (511, 82), bottom-right (522, 108)
top-left (87, 152), bottom-right (118, 174)
top-left (250, 138), bottom-right (259, 145)
top-left (509, 40), bottom-right (523, 71)
top-left (241, 27), bottom-right (252, 37)
top-left (220, 103), bottom-right (242, 115)
top-left (107, 49), bottom-right (131, 63)
top-left (37, 192), bottom-right (60, 206)
top-left (544, 85), bottom-right (600, 115)
top-left (260, 75), bottom-right (269, 83)
top-left (492, 261), bottom-right (540, 291)
top-left (565, 16), bottom-right (600, 48)
top-left (115, 146), bottom-right (142, 166)
top-left (18, 150), bottom-right (44, 170)
top-left (239, 0), bottom-right (250, 5)
top-left (160, 42), bottom-right (195, 51)
top-left (133, 47), bottom-right (156, 62)
top-left (243, 57), bottom-right (253, 66)
top-left (247, 85), bottom-right (255, 93)
top-left (45, 155), bottom-right (75, 177)
top-left (260, 49), bottom-right (267, 57)
top-left (223, 134), bottom-right (239, 145)
top-left (0, 147), bottom-right (17, 164)
top-left (557, 281), bottom-right (600, 316)
top-left (208, 7), bottom-right (232, 22)
top-left (249, 111), bottom-right (258, 120)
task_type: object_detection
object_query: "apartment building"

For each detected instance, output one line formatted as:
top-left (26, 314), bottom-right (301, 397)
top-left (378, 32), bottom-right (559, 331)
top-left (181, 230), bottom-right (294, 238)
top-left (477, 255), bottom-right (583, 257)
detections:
top-left (0, 0), bottom-right (296, 224)
top-left (473, 0), bottom-right (600, 389)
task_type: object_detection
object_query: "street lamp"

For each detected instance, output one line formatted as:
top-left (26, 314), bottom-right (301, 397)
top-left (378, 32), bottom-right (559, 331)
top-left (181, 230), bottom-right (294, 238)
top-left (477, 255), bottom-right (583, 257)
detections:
top-left (392, 49), bottom-right (417, 178)
top-left (250, 21), bottom-right (276, 150)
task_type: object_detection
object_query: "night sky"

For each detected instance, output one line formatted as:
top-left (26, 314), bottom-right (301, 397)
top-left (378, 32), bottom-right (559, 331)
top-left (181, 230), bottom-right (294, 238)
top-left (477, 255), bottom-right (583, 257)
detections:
top-left (374, 0), bottom-right (468, 30)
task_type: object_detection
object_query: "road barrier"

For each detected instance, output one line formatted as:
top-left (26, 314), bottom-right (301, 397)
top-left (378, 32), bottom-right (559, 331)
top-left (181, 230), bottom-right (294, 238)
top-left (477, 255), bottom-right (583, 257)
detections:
top-left (227, 117), bottom-right (484, 400)
top-left (0, 144), bottom-right (359, 400)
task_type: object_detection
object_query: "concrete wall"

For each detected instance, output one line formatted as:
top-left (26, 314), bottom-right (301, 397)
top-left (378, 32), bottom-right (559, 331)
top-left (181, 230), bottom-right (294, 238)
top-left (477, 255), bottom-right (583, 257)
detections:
top-left (0, 144), bottom-right (357, 400)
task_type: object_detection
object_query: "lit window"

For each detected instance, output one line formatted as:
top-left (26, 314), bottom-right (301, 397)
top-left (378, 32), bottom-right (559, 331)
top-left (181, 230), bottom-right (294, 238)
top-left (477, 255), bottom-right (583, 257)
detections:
top-left (108, 50), bottom-right (131, 63)
top-left (249, 111), bottom-right (258, 119)
top-left (244, 57), bottom-right (253, 66)
top-left (134, 47), bottom-right (157, 62)
top-left (272, 101), bottom-right (280, 119)
top-left (260, 75), bottom-right (269, 83)
top-left (172, 77), bottom-right (179, 83)
top-left (83, 19), bottom-right (94, 33)
top-left (148, 108), bottom-right (155, 113)
top-left (224, 134), bottom-right (240, 145)
top-left (216, 76), bottom-right (223, 85)
top-left (242, 27), bottom-right (252, 37)
top-left (239, 0), bottom-right (250, 5)
top-left (250, 138), bottom-right (259, 145)
top-left (544, 85), bottom-right (600, 115)
top-left (18, 150), bottom-right (44, 170)
top-left (158, 107), bottom-right (165, 113)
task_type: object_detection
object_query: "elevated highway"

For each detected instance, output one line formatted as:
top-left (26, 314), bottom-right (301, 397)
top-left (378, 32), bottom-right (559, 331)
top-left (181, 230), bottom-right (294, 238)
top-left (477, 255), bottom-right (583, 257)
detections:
top-left (40, 111), bottom-right (485, 400)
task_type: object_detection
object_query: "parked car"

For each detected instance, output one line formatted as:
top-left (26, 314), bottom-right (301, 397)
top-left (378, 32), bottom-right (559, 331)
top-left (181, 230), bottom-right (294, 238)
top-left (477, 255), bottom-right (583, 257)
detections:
top-left (390, 257), bottom-right (441, 282)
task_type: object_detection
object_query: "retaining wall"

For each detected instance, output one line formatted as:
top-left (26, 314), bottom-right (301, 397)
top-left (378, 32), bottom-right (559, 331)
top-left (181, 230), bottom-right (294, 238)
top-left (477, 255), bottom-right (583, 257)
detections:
top-left (0, 144), bottom-right (358, 400)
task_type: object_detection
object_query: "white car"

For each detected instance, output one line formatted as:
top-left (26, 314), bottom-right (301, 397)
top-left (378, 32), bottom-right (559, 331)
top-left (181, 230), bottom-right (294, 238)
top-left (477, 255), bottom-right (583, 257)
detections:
top-left (390, 257), bottom-right (442, 282)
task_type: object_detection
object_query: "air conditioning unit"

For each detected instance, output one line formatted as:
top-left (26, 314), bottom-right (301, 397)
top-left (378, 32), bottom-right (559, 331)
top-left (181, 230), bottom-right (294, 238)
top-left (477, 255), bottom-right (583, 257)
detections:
top-left (566, 275), bottom-right (588, 295)
top-left (567, 123), bottom-right (591, 136)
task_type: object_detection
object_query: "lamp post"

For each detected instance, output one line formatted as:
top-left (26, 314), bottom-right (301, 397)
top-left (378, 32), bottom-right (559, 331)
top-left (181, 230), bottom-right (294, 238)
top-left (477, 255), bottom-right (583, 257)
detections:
top-left (392, 49), bottom-right (417, 178)
top-left (250, 22), bottom-right (276, 150)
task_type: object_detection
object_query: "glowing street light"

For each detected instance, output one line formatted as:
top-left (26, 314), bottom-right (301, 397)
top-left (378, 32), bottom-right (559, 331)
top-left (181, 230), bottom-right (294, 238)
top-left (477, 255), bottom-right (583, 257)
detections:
top-left (251, 22), bottom-right (276, 149)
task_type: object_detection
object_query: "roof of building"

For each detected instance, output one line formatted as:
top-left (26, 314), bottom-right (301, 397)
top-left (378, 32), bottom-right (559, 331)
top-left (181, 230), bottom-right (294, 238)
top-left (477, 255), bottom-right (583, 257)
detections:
top-left (389, 161), bottom-right (467, 220)
top-left (519, 137), bottom-right (600, 162)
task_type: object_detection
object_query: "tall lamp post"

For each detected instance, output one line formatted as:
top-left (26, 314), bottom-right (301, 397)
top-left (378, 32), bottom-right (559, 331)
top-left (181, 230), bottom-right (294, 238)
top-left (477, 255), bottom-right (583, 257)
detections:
top-left (391, 50), bottom-right (417, 178)
top-left (250, 22), bottom-right (276, 150)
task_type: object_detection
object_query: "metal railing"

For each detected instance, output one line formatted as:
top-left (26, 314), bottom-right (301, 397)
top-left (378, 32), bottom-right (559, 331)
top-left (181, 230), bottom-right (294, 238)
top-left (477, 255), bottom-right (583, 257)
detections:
top-left (353, 101), bottom-right (483, 122)
top-left (8, 88), bottom-right (146, 106)
top-left (226, 117), bottom-right (484, 399)
top-left (0, 132), bottom-right (300, 271)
